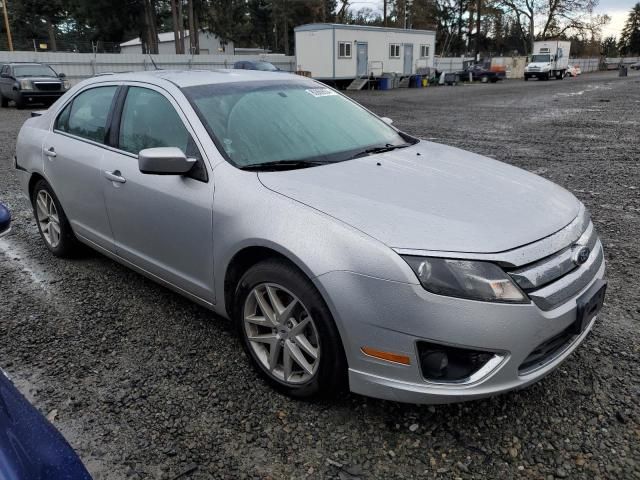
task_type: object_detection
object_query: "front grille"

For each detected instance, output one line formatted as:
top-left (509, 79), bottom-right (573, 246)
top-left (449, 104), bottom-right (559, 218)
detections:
top-left (519, 324), bottom-right (576, 374)
top-left (508, 221), bottom-right (603, 311)
top-left (34, 82), bottom-right (62, 91)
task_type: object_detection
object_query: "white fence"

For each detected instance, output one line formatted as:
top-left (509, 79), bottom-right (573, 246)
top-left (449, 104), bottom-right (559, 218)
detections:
top-left (436, 56), bottom-right (604, 77)
top-left (0, 51), bottom-right (296, 85)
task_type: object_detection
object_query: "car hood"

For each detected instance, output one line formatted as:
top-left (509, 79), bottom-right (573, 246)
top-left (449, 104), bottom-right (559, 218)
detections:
top-left (527, 62), bottom-right (552, 69)
top-left (18, 76), bottom-right (61, 82)
top-left (258, 141), bottom-right (580, 253)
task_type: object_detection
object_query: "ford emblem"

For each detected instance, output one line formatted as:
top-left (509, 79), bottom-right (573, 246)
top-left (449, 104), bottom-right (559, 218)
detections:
top-left (573, 246), bottom-right (591, 266)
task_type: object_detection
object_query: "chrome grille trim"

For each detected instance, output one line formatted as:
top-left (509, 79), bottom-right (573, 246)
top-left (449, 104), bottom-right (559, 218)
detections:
top-left (527, 240), bottom-right (604, 311)
top-left (509, 221), bottom-right (597, 290)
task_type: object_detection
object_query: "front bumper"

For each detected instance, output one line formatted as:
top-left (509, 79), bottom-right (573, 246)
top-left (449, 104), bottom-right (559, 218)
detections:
top-left (15, 91), bottom-right (64, 104)
top-left (314, 258), bottom-right (605, 404)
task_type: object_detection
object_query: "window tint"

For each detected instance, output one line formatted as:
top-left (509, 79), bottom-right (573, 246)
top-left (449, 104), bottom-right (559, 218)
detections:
top-left (119, 87), bottom-right (192, 155)
top-left (58, 86), bottom-right (117, 143)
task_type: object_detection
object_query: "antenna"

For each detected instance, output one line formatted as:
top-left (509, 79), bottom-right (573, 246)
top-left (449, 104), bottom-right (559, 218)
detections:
top-left (148, 54), bottom-right (160, 70)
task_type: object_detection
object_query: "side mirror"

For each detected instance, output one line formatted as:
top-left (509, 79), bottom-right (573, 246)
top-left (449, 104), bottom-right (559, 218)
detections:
top-left (58, 72), bottom-right (66, 78)
top-left (0, 202), bottom-right (11, 237)
top-left (381, 117), bottom-right (394, 125)
top-left (138, 147), bottom-right (196, 175)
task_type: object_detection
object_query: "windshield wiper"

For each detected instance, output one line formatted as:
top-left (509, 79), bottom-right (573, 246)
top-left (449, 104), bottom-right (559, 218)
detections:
top-left (348, 143), bottom-right (411, 160)
top-left (239, 159), bottom-right (332, 171)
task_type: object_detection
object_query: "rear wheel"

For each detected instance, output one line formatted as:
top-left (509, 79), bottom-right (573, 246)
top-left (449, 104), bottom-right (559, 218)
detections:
top-left (32, 179), bottom-right (82, 257)
top-left (234, 259), bottom-right (347, 399)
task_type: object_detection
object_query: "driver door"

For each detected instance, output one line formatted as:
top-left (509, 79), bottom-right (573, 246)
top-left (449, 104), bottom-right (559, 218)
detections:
top-left (101, 85), bottom-right (215, 303)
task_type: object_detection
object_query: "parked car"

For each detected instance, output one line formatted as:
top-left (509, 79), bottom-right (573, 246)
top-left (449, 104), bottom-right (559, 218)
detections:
top-left (456, 64), bottom-right (501, 83)
top-left (233, 60), bottom-right (281, 72)
top-left (630, 62), bottom-right (640, 70)
top-left (0, 202), bottom-right (10, 236)
top-left (0, 63), bottom-right (69, 109)
top-left (0, 368), bottom-right (91, 479)
top-left (565, 65), bottom-right (578, 77)
top-left (14, 70), bottom-right (606, 404)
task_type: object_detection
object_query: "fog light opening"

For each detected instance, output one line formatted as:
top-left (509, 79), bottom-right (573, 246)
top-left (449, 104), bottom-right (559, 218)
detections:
top-left (418, 342), bottom-right (499, 383)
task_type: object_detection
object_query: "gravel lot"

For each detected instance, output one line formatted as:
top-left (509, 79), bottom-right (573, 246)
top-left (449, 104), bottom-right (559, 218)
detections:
top-left (1, 71), bottom-right (639, 480)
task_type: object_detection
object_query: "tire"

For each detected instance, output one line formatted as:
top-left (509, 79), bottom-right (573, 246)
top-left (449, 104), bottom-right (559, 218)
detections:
top-left (524, 76), bottom-right (529, 81)
top-left (234, 258), bottom-right (348, 399)
top-left (32, 179), bottom-right (82, 257)
top-left (15, 96), bottom-right (25, 109)
top-left (0, 94), bottom-right (7, 108)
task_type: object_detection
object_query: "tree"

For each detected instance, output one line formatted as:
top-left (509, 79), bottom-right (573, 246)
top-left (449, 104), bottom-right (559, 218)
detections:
top-left (601, 35), bottom-right (618, 56)
top-left (498, 0), bottom-right (604, 53)
top-left (619, 2), bottom-right (640, 55)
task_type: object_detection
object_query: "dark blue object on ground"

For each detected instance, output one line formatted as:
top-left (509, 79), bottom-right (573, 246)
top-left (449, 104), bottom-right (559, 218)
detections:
top-left (0, 369), bottom-right (92, 480)
top-left (0, 203), bottom-right (10, 235)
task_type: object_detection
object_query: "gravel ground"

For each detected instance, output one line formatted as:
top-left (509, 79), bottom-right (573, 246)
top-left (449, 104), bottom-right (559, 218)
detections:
top-left (1, 71), bottom-right (639, 480)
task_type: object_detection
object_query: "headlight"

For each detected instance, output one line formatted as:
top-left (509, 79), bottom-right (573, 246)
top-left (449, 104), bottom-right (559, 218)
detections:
top-left (63, 79), bottom-right (70, 89)
top-left (402, 256), bottom-right (528, 303)
top-left (19, 79), bottom-right (33, 90)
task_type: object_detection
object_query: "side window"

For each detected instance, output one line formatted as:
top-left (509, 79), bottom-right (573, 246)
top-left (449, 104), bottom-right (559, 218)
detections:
top-left (57, 86), bottom-right (118, 144)
top-left (118, 87), bottom-right (206, 181)
top-left (55, 102), bottom-right (72, 131)
top-left (1, 65), bottom-right (7, 75)
top-left (119, 87), bottom-right (193, 154)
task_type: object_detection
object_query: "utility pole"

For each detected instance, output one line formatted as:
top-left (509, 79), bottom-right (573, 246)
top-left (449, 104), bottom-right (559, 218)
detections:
top-left (475, 0), bottom-right (481, 61)
top-left (383, 0), bottom-right (387, 27)
top-left (0, 0), bottom-right (13, 51)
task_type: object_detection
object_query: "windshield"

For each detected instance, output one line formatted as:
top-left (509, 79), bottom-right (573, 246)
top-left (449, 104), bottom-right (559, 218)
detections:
top-left (13, 65), bottom-right (57, 77)
top-left (253, 62), bottom-right (278, 71)
top-left (530, 54), bottom-right (551, 63)
top-left (183, 81), bottom-right (408, 168)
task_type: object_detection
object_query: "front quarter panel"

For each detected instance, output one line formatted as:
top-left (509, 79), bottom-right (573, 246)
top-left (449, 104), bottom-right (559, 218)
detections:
top-left (211, 162), bottom-right (419, 317)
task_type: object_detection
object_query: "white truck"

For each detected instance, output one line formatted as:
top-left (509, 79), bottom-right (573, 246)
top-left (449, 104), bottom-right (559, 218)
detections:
top-left (524, 40), bottom-right (571, 81)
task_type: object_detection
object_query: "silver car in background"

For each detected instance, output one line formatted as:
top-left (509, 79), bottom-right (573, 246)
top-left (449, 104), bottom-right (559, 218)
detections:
top-left (14, 70), bottom-right (606, 404)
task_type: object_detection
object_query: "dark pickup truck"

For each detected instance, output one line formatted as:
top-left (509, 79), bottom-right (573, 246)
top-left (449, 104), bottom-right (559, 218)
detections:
top-left (456, 64), bottom-right (503, 83)
top-left (0, 62), bottom-right (69, 109)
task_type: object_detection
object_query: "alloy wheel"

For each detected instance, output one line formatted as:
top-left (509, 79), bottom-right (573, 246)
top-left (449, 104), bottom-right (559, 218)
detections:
top-left (36, 190), bottom-right (61, 248)
top-left (243, 283), bottom-right (320, 384)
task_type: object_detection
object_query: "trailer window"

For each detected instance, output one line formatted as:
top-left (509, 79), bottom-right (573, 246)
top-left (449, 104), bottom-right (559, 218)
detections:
top-left (420, 45), bottom-right (430, 58)
top-left (338, 42), bottom-right (351, 58)
top-left (389, 44), bottom-right (400, 58)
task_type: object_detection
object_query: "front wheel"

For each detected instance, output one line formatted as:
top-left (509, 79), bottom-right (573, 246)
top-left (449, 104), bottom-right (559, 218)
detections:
top-left (0, 94), bottom-right (8, 108)
top-left (234, 259), bottom-right (347, 399)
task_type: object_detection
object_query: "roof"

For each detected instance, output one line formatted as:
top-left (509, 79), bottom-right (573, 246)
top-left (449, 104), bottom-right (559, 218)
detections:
top-left (294, 23), bottom-right (436, 36)
top-left (82, 69), bottom-right (308, 89)
top-left (120, 30), bottom-right (197, 47)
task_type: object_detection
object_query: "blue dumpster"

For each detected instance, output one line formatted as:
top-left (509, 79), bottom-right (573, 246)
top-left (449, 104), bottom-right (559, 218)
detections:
top-left (379, 77), bottom-right (391, 90)
top-left (414, 74), bottom-right (422, 88)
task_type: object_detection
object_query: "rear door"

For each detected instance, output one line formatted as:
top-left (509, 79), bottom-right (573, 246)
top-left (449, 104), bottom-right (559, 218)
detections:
top-left (101, 84), bottom-right (215, 302)
top-left (42, 85), bottom-right (119, 251)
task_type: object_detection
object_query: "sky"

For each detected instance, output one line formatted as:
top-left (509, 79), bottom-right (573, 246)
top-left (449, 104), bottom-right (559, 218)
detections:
top-left (349, 0), bottom-right (636, 40)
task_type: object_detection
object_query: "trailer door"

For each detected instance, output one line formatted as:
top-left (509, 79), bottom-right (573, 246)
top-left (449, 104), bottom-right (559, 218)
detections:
top-left (403, 44), bottom-right (413, 75)
top-left (356, 42), bottom-right (368, 77)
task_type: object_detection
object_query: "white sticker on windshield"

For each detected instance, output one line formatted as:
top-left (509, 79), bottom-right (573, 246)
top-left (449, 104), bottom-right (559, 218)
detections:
top-left (305, 88), bottom-right (338, 98)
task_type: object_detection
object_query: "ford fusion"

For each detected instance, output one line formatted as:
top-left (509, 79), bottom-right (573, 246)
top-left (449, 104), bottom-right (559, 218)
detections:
top-left (14, 70), bottom-right (606, 403)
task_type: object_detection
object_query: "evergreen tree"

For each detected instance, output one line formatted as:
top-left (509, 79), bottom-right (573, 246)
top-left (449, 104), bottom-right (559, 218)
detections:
top-left (619, 2), bottom-right (640, 55)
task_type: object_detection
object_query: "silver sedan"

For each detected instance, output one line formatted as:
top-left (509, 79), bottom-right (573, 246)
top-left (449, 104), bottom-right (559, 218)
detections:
top-left (14, 70), bottom-right (606, 404)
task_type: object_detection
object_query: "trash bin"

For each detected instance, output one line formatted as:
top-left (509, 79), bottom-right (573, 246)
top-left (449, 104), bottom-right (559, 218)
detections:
top-left (379, 77), bottom-right (391, 90)
top-left (422, 77), bottom-right (428, 87)
top-left (414, 74), bottom-right (422, 88)
top-left (619, 65), bottom-right (628, 77)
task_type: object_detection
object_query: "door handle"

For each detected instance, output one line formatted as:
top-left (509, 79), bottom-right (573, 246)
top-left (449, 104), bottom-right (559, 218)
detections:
top-left (44, 147), bottom-right (56, 158)
top-left (104, 170), bottom-right (126, 184)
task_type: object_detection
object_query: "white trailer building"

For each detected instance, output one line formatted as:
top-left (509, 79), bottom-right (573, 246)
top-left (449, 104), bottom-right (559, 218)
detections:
top-left (120, 30), bottom-right (233, 55)
top-left (294, 23), bottom-right (436, 80)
